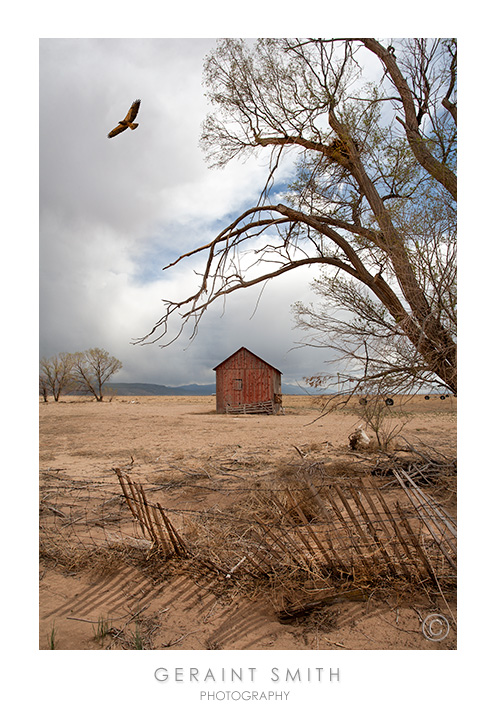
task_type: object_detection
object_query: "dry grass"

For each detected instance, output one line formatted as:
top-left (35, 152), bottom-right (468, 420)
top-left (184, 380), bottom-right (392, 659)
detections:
top-left (40, 533), bottom-right (147, 576)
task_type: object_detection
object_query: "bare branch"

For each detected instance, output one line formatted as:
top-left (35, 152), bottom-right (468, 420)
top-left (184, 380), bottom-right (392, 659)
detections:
top-left (139, 38), bottom-right (457, 395)
top-left (357, 38), bottom-right (457, 201)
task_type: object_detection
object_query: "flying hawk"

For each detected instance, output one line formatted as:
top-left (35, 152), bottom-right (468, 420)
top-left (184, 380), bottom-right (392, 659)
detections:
top-left (107, 99), bottom-right (141, 138)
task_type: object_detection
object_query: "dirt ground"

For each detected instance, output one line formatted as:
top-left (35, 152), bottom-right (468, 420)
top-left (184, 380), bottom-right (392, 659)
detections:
top-left (39, 393), bottom-right (456, 651)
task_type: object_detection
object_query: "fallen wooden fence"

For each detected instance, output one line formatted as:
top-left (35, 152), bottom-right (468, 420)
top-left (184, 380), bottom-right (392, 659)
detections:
top-left (243, 473), bottom-right (456, 586)
top-left (114, 466), bottom-right (456, 587)
top-left (393, 468), bottom-right (456, 572)
top-left (114, 468), bottom-right (188, 557)
top-left (226, 400), bottom-right (275, 415)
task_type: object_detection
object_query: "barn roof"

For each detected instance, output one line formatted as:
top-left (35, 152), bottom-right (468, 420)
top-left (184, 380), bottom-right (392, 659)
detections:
top-left (213, 346), bottom-right (282, 374)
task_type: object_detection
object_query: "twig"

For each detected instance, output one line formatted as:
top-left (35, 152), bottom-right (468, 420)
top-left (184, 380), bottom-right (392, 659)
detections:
top-left (163, 629), bottom-right (202, 648)
top-left (225, 556), bottom-right (247, 578)
top-left (322, 638), bottom-right (347, 648)
top-left (44, 504), bottom-right (66, 518)
top-left (293, 445), bottom-right (307, 459)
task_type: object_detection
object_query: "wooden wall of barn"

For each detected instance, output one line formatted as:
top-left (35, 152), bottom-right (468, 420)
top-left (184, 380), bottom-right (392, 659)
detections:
top-left (214, 348), bottom-right (282, 414)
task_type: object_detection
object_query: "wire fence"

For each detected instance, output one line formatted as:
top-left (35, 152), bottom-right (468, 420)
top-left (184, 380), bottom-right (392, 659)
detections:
top-left (40, 453), bottom-right (456, 606)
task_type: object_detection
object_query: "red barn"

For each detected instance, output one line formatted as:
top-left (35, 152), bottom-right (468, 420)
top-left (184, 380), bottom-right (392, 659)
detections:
top-left (213, 347), bottom-right (283, 414)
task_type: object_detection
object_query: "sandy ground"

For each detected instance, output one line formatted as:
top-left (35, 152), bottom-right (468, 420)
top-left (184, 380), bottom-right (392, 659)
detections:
top-left (39, 394), bottom-right (456, 650)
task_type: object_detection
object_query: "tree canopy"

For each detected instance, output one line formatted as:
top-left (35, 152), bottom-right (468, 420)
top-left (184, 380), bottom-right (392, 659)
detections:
top-left (141, 38), bottom-right (457, 395)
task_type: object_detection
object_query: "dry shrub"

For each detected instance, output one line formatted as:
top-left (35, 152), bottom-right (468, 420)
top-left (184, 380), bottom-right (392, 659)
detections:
top-left (356, 397), bottom-right (410, 450)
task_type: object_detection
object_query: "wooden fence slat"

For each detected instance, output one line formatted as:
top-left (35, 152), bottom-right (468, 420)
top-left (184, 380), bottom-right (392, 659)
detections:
top-left (271, 492), bottom-right (322, 567)
top-left (348, 484), bottom-right (400, 578)
top-left (226, 400), bottom-right (275, 414)
top-left (137, 483), bottom-right (161, 546)
top-left (257, 519), bottom-right (312, 570)
top-left (373, 487), bottom-right (422, 580)
top-left (395, 470), bottom-right (457, 555)
top-left (303, 483), bottom-right (354, 566)
top-left (126, 478), bottom-right (149, 539)
top-left (358, 484), bottom-right (410, 579)
top-left (284, 488), bottom-right (343, 571)
top-left (394, 471), bottom-right (456, 570)
top-left (114, 469), bottom-right (139, 521)
top-left (396, 503), bottom-right (437, 582)
top-left (115, 471), bottom-right (189, 556)
top-left (333, 484), bottom-right (383, 572)
top-left (324, 488), bottom-right (370, 572)
top-left (149, 503), bottom-right (172, 555)
top-left (402, 470), bottom-right (457, 534)
top-left (156, 502), bottom-right (189, 556)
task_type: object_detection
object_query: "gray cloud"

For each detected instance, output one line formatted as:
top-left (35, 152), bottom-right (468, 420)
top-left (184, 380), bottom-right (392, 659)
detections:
top-left (40, 38), bottom-right (334, 388)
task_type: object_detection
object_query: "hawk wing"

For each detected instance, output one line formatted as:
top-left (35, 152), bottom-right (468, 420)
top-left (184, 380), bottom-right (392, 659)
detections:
top-left (107, 124), bottom-right (128, 138)
top-left (124, 99), bottom-right (141, 123)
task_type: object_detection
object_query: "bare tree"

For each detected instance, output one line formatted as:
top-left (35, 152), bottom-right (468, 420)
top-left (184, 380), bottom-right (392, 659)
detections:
top-left (293, 183), bottom-right (456, 395)
top-left (39, 376), bottom-right (49, 402)
top-left (71, 348), bottom-right (122, 402)
top-left (139, 38), bottom-right (456, 395)
top-left (39, 353), bottom-right (75, 402)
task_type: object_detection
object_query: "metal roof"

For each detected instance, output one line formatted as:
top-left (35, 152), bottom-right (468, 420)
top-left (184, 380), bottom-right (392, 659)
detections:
top-left (213, 346), bottom-right (282, 374)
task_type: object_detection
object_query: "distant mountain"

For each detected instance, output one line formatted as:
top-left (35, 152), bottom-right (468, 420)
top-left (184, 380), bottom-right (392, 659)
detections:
top-left (107, 382), bottom-right (319, 396)
top-left (107, 382), bottom-right (216, 396)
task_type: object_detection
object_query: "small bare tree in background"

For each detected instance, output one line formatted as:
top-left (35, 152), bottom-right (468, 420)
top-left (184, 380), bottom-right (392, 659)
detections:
top-left (39, 376), bottom-right (49, 402)
top-left (39, 353), bottom-right (75, 402)
top-left (72, 348), bottom-right (123, 402)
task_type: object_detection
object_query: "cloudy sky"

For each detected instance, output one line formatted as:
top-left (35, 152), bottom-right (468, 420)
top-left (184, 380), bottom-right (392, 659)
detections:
top-left (39, 38), bottom-right (336, 389)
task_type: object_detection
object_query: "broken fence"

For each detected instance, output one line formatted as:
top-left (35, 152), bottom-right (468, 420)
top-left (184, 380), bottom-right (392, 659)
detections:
top-left (225, 400), bottom-right (276, 415)
top-left (115, 467), bottom-right (456, 587)
top-left (114, 468), bottom-right (188, 558)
